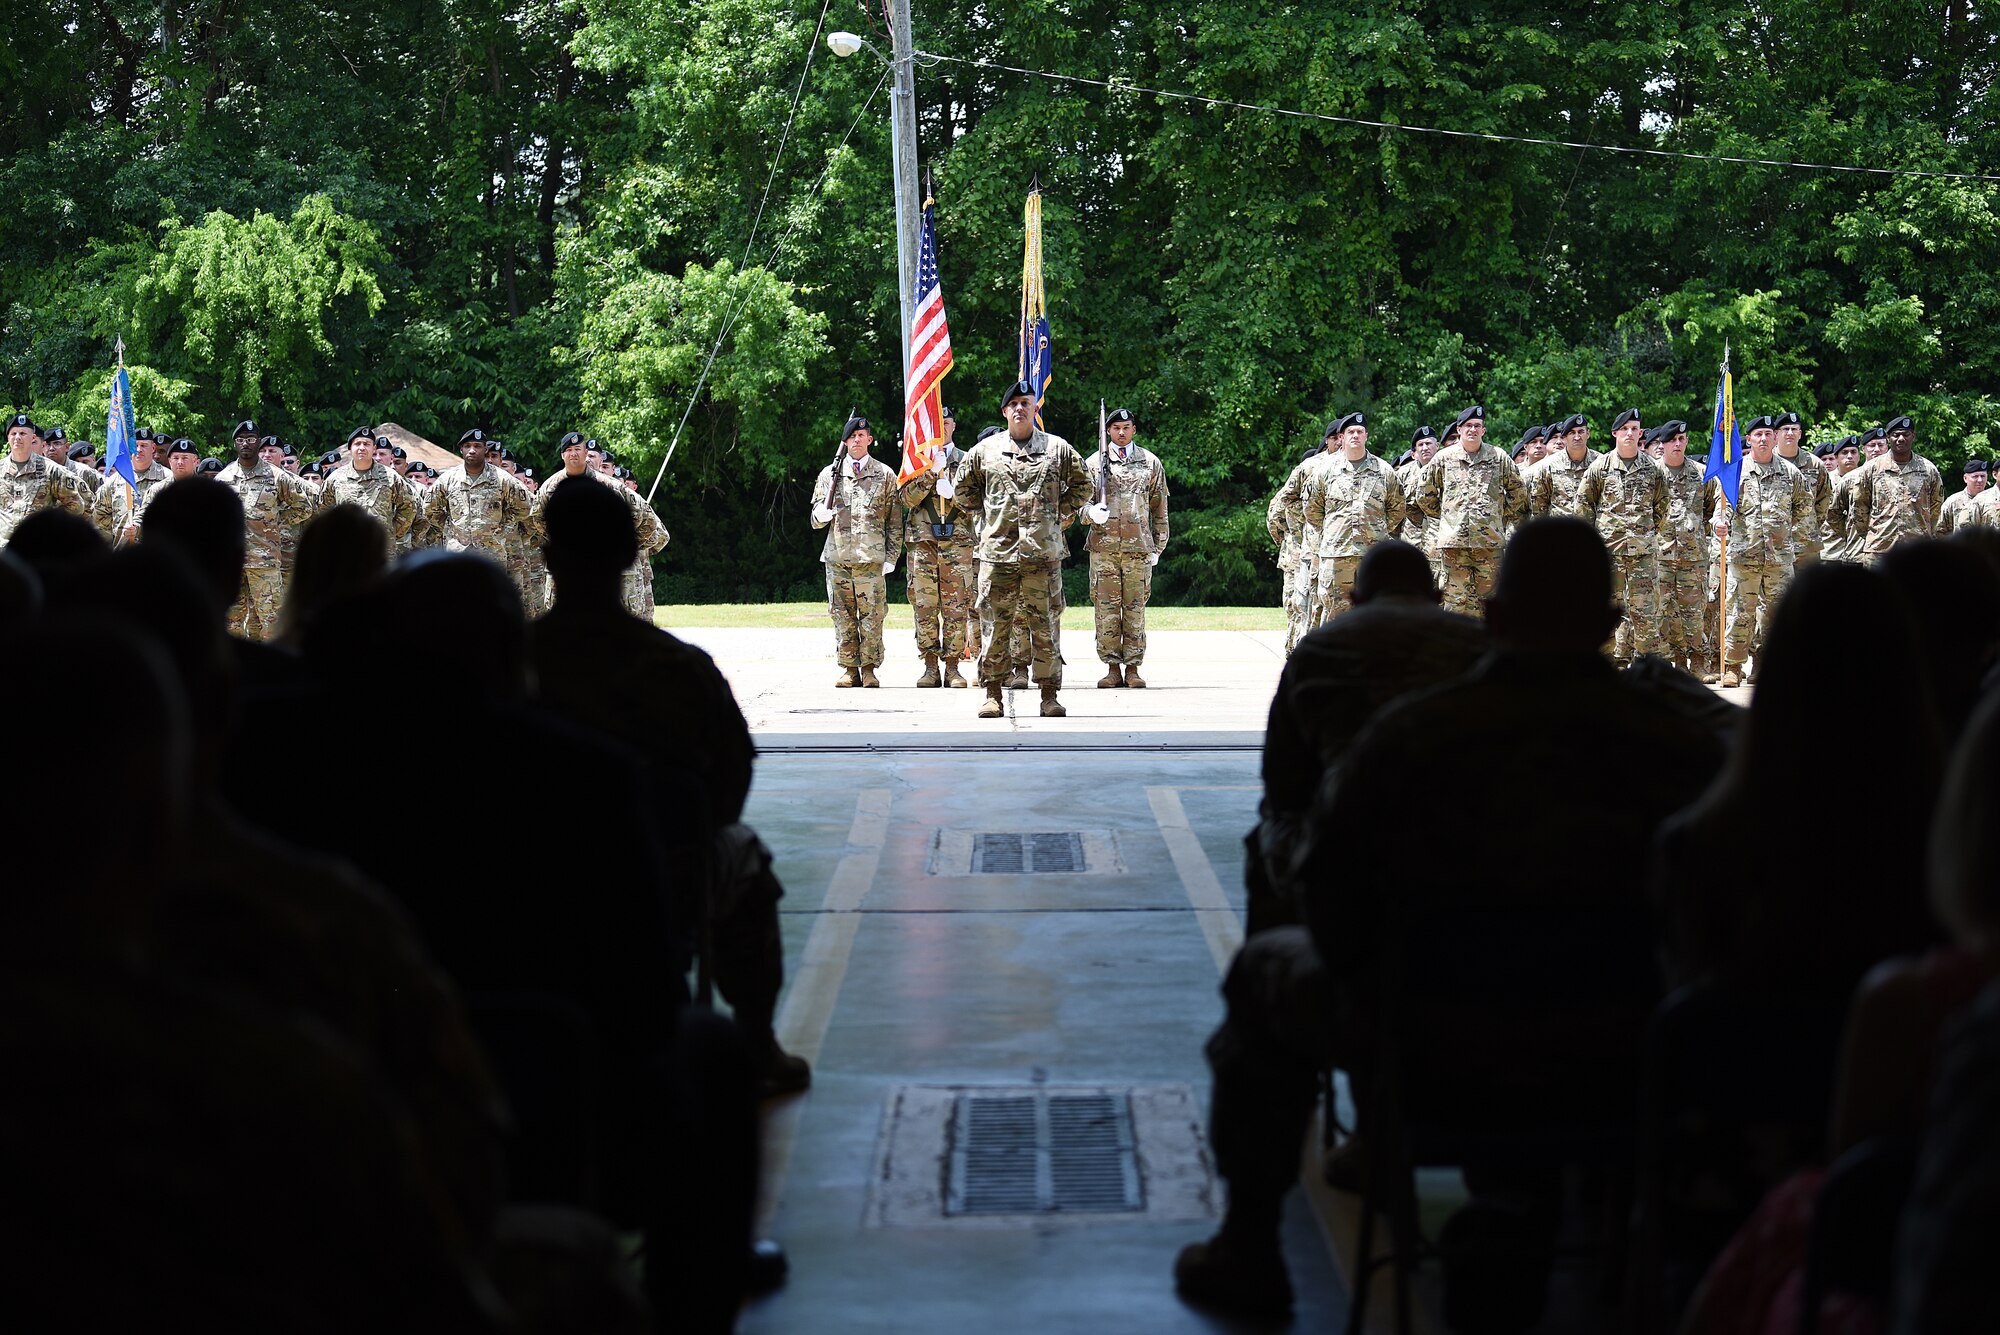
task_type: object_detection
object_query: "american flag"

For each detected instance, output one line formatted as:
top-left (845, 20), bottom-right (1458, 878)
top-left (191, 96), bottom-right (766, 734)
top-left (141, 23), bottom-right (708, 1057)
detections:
top-left (898, 196), bottom-right (955, 484)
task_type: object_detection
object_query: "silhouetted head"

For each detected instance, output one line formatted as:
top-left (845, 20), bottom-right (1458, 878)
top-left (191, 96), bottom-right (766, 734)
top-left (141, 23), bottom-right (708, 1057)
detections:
top-left (543, 474), bottom-right (638, 589)
top-left (1484, 518), bottom-right (1619, 651)
top-left (389, 552), bottom-right (527, 702)
top-left (0, 548), bottom-right (44, 635)
top-left (275, 504), bottom-right (390, 648)
top-left (141, 479), bottom-right (247, 611)
top-left (1352, 540), bottom-right (1439, 606)
top-left (6, 509), bottom-right (108, 585)
top-left (1932, 691), bottom-right (2000, 950)
top-left (1951, 524), bottom-right (2000, 588)
top-left (1878, 539), bottom-right (2000, 733)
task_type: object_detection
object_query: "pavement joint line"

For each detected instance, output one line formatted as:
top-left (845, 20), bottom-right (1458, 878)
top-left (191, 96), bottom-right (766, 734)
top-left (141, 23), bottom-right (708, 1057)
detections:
top-left (1144, 786), bottom-right (1244, 974)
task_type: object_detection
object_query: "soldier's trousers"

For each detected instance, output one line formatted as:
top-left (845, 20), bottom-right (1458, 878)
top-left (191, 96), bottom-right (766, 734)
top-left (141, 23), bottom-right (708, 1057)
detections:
top-left (1311, 554), bottom-right (1362, 627)
top-left (229, 566), bottom-right (285, 641)
top-left (1657, 560), bottom-right (1707, 662)
top-left (624, 557), bottom-right (653, 621)
top-left (909, 541), bottom-right (973, 659)
top-left (1433, 546), bottom-right (1500, 619)
top-left (1609, 550), bottom-right (1660, 664)
top-left (1281, 558), bottom-right (1306, 652)
top-left (825, 561), bottom-right (887, 667)
top-left (981, 560), bottom-right (1061, 687)
top-left (1723, 558), bottom-right (1793, 666)
top-left (1012, 558), bottom-right (1065, 669)
top-left (1089, 551), bottom-right (1153, 665)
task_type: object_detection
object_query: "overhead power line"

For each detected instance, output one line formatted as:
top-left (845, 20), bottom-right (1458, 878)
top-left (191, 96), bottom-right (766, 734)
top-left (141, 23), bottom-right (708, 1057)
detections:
top-left (914, 50), bottom-right (2000, 184)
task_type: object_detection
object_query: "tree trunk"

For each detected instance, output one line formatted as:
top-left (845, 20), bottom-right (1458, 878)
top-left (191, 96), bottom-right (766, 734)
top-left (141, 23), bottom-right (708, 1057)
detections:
top-left (488, 43), bottom-right (522, 319)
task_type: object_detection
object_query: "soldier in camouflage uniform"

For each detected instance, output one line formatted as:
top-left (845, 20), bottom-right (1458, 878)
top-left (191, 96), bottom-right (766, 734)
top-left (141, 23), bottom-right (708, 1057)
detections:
top-left (1395, 427), bottom-right (1437, 549)
top-left (954, 380), bottom-right (1091, 718)
top-left (1823, 430), bottom-right (1875, 562)
top-left (1, 412), bottom-right (94, 544)
top-left (1411, 405), bottom-right (1529, 618)
top-left (1832, 415), bottom-right (1942, 562)
top-left (89, 429), bottom-right (172, 547)
top-left (42, 428), bottom-right (99, 496)
top-left (1771, 411), bottom-right (1832, 564)
top-left (1299, 411), bottom-right (1405, 628)
top-left (1268, 428), bottom-right (1336, 652)
top-left (1577, 409), bottom-right (1670, 665)
top-left (1713, 416), bottom-right (1810, 687)
top-left (1082, 407), bottom-right (1171, 686)
top-left (611, 465), bottom-right (668, 620)
top-left (898, 410), bottom-right (975, 688)
top-left (214, 425), bottom-right (318, 641)
top-left (319, 431), bottom-right (420, 548)
top-left (809, 416), bottom-right (904, 688)
top-left (1527, 413), bottom-right (1595, 518)
top-left (1654, 422), bottom-right (1713, 674)
top-left (1938, 458), bottom-right (1987, 533)
top-left (423, 429), bottom-right (534, 601)
top-left (531, 434), bottom-right (670, 622)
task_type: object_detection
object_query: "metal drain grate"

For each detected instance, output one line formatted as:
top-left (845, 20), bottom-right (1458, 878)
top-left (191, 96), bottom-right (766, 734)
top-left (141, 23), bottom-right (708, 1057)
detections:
top-left (946, 1089), bottom-right (1143, 1216)
top-left (971, 831), bottom-right (1086, 874)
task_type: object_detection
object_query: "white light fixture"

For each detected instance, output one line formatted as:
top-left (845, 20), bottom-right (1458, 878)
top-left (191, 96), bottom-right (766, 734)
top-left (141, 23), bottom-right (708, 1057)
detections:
top-left (826, 31), bottom-right (864, 58)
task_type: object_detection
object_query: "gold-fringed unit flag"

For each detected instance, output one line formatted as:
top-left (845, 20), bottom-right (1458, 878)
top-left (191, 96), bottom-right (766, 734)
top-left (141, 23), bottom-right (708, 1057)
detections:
top-left (1017, 183), bottom-right (1051, 430)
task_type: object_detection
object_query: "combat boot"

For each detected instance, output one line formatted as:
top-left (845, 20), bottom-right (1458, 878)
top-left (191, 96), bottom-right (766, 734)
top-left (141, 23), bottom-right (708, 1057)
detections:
top-left (859, 665), bottom-right (880, 688)
top-left (942, 660), bottom-right (968, 688)
top-left (834, 667), bottom-right (860, 688)
top-left (1124, 664), bottom-right (1146, 689)
top-left (1720, 665), bottom-right (1742, 688)
top-left (1097, 664), bottom-right (1124, 689)
top-left (1006, 665), bottom-right (1030, 689)
top-left (917, 654), bottom-right (941, 688)
top-left (978, 684), bottom-right (1004, 719)
top-left (1039, 683), bottom-right (1066, 717)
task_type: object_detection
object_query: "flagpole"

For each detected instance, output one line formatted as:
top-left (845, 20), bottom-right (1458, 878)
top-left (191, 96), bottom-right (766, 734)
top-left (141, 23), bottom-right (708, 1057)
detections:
top-left (886, 0), bottom-right (921, 385)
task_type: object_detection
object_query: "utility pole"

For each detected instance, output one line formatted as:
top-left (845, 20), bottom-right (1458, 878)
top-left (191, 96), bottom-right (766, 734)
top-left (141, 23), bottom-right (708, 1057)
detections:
top-left (886, 0), bottom-right (922, 382)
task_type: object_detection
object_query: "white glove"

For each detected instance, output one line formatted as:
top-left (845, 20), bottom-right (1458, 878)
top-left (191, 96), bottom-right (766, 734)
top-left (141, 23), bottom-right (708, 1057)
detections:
top-left (1085, 502), bottom-right (1110, 525)
top-left (936, 477), bottom-right (955, 500)
top-left (1148, 552), bottom-right (1160, 566)
top-left (813, 504), bottom-right (835, 524)
top-left (882, 561), bottom-right (897, 575)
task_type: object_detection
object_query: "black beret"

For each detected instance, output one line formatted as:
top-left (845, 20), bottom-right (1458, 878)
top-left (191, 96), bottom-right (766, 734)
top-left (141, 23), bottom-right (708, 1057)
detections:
top-left (1640, 426), bottom-right (1663, 446)
top-left (301, 462), bottom-right (322, 477)
top-left (1859, 427), bottom-right (1886, 445)
top-left (940, 405), bottom-right (954, 421)
top-left (1563, 414), bottom-right (1590, 432)
top-left (390, 446), bottom-right (407, 459)
top-left (976, 425), bottom-right (1005, 442)
top-left (166, 438), bottom-right (198, 456)
top-left (258, 435), bottom-right (281, 450)
top-left (134, 428), bottom-right (155, 442)
top-left (491, 443), bottom-right (510, 460)
top-left (1885, 415), bottom-right (1914, 432)
top-left (368, 438), bottom-right (391, 454)
top-left (233, 420), bottom-right (259, 437)
top-left (1612, 409), bottom-right (1642, 431)
top-left (1774, 411), bottom-right (1801, 428)
top-left (583, 438), bottom-right (602, 452)
top-left (520, 466), bottom-right (535, 479)
top-left (196, 457), bottom-right (223, 474)
top-left (1518, 427), bottom-right (1542, 447)
top-left (458, 429), bottom-right (488, 445)
top-left (43, 426), bottom-right (67, 443)
top-left (1000, 379), bottom-right (1038, 411)
top-left (1107, 408), bottom-right (1135, 425)
top-left (615, 466), bottom-right (632, 480)
top-left (1965, 458), bottom-right (1989, 474)
top-left (1452, 404), bottom-right (1485, 429)
top-left (1394, 450), bottom-right (1414, 467)
top-left (559, 431), bottom-right (585, 450)
top-left (841, 416), bottom-right (872, 441)
top-left (1411, 425), bottom-right (1435, 445)
top-left (1301, 443), bottom-right (1323, 462)
top-left (68, 442), bottom-right (94, 460)
top-left (7, 412), bottom-right (36, 432)
top-left (346, 426), bottom-right (374, 445)
top-left (1743, 415), bottom-right (1776, 433)
top-left (1664, 420), bottom-right (1690, 436)
top-left (1334, 411), bottom-right (1366, 434)
top-left (1512, 445), bottom-right (1530, 460)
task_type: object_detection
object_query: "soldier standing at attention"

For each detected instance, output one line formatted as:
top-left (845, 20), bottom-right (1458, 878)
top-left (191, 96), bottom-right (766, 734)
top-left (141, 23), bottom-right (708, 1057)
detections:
top-left (425, 429), bottom-right (534, 595)
top-left (1300, 411), bottom-right (1405, 628)
top-left (1395, 427), bottom-right (1436, 548)
top-left (1, 412), bottom-right (93, 544)
top-left (1834, 415), bottom-right (1942, 562)
top-left (1577, 409), bottom-right (1670, 665)
top-left (954, 380), bottom-right (1091, 718)
top-left (320, 431), bottom-right (419, 549)
top-left (1825, 430), bottom-right (1874, 562)
top-left (1527, 413), bottom-right (1595, 518)
top-left (1082, 407), bottom-right (1171, 687)
top-left (1268, 426), bottom-right (1336, 652)
top-left (215, 421), bottom-right (317, 641)
top-left (898, 408), bottom-right (974, 688)
top-left (1713, 416), bottom-right (1810, 687)
top-left (1655, 421), bottom-right (1713, 675)
top-left (532, 433), bottom-right (670, 621)
top-left (1412, 405), bottom-right (1529, 618)
top-left (90, 429), bottom-right (171, 547)
top-left (809, 416), bottom-right (903, 689)
top-left (1938, 458), bottom-right (1987, 533)
top-left (1771, 411), bottom-right (1832, 564)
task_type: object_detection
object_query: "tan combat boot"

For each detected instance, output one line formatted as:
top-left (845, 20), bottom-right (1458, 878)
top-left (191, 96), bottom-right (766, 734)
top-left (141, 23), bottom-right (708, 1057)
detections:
top-left (917, 654), bottom-right (941, 688)
top-left (1006, 665), bottom-right (1030, 689)
top-left (942, 659), bottom-right (967, 688)
top-left (978, 683), bottom-right (1005, 718)
top-left (1720, 665), bottom-right (1742, 688)
top-left (859, 665), bottom-right (880, 688)
top-left (1039, 683), bottom-right (1066, 717)
top-left (1124, 664), bottom-right (1146, 689)
top-left (834, 667), bottom-right (860, 688)
top-left (1097, 664), bottom-right (1124, 689)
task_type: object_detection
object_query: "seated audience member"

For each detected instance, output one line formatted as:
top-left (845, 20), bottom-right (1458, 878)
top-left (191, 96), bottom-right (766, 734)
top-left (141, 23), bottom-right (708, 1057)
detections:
top-left (274, 502), bottom-right (392, 649)
top-left (1876, 539), bottom-right (2000, 737)
top-left (0, 547), bottom-right (39, 633)
top-left (1176, 519), bottom-right (1724, 1323)
top-left (4, 507), bottom-right (107, 592)
top-left (1251, 538), bottom-right (1487, 932)
top-left (529, 471), bottom-right (808, 1096)
top-left (138, 478), bottom-right (304, 695)
top-left (1654, 563), bottom-right (1942, 1006)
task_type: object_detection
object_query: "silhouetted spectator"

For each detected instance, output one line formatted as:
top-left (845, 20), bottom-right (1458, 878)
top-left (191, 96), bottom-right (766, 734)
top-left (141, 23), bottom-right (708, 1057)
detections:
top-left (4, 506), bottom-right (106, 596)
top-left (275, 502), bottom-right (391, 648)
top-left (1877, 539), bottom-right (2000, 735)
top-left (0, 547), bottom-right (39, 635)
top-left (139, 477), bottom-right (304, 695)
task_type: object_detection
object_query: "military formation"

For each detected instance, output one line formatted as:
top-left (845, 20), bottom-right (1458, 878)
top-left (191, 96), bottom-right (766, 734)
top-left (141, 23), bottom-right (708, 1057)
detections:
top-left (810, 380), bottom-right (1171, 719)
top-left (1269, 406), bottom-right (1966, 687)
top-left (2, 413), bottom-right (668, 636)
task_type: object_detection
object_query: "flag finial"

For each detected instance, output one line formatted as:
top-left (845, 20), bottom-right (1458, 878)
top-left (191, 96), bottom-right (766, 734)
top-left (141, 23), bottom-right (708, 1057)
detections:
top-left (114, 335), bottom-right (125, 366)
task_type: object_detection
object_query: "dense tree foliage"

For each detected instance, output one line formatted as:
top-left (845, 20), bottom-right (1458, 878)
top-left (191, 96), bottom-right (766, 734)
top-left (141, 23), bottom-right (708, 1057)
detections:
top-left (5, 1), bottom-right (1998, 600)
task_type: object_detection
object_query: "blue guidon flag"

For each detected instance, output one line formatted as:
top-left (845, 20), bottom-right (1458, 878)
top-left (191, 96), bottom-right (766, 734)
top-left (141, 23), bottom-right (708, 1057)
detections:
top-left (104, 338), bottom-right (137, 491)
top-left (1708, 342), bottom-right (1744, 510)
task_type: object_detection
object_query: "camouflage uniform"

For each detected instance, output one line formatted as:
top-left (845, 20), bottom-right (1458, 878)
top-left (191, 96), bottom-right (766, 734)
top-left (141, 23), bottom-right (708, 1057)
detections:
top-left (1938, 486), bottom-right (1985, 535)
top-left (1394, 458), bottom-right (1428, 546)
top-left (1082, 444), bottom-right (1171, 666)
top-left (1972, 487), bottom-right (2000, 529)
top-left (1823, 468), bottom-right (1863, 562)
top-left (1300, 451), bottom-right (1405, 627)
top-left (954, 428), bottom-right (1090, 687)
top-left (1411, 441), bottom-right (1529, 618)
top-left (1777, 446), bottom-right (1833, 564)
top-left (1576, 449), bottom-right (1669, 664)
top-left (1717, 455), bottom-right (1809, 672)
top-left (318, 461), bottom-right (419, 548)
top-left (1657, 459), bottom-right (1713, 669)
top-left (1833, 452), bottom-right (1943, 561)
top-left (899, 446), bottom-right (977, 666)
top-left (810, 453), bottom-right (904, 670)
top-left (529, 469), bottom-right (668, 619)
top-left (1268, 451), bottom-right (1329, 651)
top-left (0, 451), bottom-right (94, 544)
top-left (215, 458), bottom-right (318, 641)
top-left (423, 463), bottom-right (535, 596)
top-left (1526, 447), bottom-right (1594, 518)
top-left (88, 461), bottom-right (171, 547)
